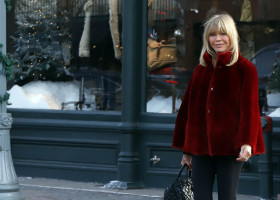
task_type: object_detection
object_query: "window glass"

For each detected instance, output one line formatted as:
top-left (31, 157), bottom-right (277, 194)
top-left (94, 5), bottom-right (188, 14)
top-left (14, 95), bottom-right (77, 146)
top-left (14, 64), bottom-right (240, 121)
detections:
top-left (146, 0), bottom-right (280, 115)
top-left (7, 0), bottom-right (122, 111)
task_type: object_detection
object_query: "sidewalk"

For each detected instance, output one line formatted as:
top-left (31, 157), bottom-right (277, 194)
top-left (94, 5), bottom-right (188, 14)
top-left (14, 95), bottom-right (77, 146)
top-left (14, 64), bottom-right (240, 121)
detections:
top-left (18, 177), bottom-right (260, 200)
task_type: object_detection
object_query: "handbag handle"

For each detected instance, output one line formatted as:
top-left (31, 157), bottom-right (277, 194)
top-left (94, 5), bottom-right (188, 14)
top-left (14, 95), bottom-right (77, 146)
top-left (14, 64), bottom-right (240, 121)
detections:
top-left (176, 164), bottom-right (191, 181)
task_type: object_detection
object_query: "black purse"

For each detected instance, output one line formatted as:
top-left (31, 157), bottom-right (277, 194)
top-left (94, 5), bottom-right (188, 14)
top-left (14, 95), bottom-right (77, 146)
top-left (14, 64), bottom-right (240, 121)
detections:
top-left (163, 164), bottom-right (194, 200)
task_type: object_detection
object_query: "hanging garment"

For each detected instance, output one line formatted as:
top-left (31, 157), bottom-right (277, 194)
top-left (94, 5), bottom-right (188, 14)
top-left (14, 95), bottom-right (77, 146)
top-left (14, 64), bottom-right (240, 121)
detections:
top-left (240, 0), bottom-right (253, 22)
top-left (78, 0), bottom-right (121, 60)
top-left (109, 0), bottom-right (121, 60)
top-left (239, 0), bottom-right (255, 59)
top-left (78, 0), bottom-right (93, 57)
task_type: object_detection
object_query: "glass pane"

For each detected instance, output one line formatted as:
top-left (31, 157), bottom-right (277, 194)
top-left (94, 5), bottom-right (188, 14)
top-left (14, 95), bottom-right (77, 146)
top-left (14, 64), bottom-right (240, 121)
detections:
top-left (146, 0), bottom-right (191, 113)
top-left (7, 0), bottom-right (122, 111)
top-left (146, 0), bottom-right (280, 115)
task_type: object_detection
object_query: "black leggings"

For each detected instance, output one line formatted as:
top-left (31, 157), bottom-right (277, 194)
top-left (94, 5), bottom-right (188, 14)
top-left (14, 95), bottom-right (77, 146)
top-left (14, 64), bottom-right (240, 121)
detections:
top-left (191, 155), bottom-right (242, 200)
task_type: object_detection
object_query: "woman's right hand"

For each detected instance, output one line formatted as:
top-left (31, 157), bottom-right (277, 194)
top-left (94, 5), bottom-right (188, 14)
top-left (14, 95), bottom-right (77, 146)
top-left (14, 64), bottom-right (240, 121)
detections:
top-left (181, 154), bottom-right (192, 170)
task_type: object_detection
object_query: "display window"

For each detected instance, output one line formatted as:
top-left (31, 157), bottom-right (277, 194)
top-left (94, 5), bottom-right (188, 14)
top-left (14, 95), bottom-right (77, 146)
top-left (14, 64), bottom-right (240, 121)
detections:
top-left (146, 0), bottom-right (280, 116)
top-left (7, 0), bottom-right (122, 111)
top-left (5, 0), bottom-right (280, 116)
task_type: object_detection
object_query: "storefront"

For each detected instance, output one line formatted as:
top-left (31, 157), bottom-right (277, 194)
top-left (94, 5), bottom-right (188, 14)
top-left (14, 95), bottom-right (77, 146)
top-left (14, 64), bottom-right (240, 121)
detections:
top-left (3, 0), bottom-right (280, 196)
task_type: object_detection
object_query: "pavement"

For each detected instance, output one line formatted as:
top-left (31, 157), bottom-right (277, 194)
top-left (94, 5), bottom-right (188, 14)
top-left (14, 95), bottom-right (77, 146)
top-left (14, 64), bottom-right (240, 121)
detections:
top-left (18, 177), bottom-right (261, 200)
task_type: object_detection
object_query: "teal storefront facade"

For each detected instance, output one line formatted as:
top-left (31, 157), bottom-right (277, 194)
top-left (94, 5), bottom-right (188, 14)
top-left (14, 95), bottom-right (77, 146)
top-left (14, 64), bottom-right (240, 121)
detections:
top-left (2, 0), bottom-right (280, 198)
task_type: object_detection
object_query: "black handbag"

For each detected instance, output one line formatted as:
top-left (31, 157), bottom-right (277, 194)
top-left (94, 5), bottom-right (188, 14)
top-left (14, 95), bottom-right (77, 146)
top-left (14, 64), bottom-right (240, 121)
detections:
top-left (163, 164), bottom-right (194, 200)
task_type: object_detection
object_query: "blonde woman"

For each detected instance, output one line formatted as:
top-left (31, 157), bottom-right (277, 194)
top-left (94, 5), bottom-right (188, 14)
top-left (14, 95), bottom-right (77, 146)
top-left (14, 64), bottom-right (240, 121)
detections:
top-left (172, 13), bottom-right (265, 200)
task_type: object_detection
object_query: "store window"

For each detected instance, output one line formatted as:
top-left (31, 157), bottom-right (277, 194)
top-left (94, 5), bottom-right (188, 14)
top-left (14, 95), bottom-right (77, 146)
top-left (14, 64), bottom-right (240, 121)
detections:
top-left (146, 0), bottom-right (190, 114)
top-left (7, 0), bottom-right (122, 111)
top-left (146, 0), bottom-right (280, 116)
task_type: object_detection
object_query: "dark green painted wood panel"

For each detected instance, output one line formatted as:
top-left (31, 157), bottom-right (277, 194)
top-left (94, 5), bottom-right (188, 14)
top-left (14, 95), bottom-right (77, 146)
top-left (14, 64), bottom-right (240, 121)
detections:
top-left (12, 139), bottom-right (119, 165)
top-left (8, 109), bottom-right (280, 197)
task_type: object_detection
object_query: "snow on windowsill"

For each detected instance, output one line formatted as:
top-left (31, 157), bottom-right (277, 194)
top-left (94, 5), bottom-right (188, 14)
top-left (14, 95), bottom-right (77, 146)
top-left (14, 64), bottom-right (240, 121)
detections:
top-left (7, 81), bottom-right (95, 111)
top-left (6, 81), bottom-right (280, 116)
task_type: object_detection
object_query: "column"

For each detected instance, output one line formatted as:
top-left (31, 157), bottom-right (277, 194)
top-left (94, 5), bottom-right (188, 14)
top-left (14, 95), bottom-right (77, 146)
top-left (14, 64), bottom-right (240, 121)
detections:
top-left (0, 1), bottom-right (21, 199)
top-left (105, 0), bottom-right (144, 189)
top-left (259, 116), bottom-right (273, 200)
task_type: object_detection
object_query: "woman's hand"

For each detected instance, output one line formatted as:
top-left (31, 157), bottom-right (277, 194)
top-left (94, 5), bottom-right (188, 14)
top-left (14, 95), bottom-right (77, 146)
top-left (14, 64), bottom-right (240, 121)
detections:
top-left (236, 144), bottom-right (252, 162)
top-left (181, 154), bottom-right (192, 170)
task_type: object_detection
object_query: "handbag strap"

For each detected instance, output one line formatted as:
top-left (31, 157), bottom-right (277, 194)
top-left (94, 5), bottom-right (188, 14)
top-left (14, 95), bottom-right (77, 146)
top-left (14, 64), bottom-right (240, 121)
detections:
top-left (176, 164), bottom-right (191, 181)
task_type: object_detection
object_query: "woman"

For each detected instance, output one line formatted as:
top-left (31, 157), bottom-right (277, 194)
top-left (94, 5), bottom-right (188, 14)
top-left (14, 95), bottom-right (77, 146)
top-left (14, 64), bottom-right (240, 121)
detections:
top-left (172, 13), bottom-right (265, 200)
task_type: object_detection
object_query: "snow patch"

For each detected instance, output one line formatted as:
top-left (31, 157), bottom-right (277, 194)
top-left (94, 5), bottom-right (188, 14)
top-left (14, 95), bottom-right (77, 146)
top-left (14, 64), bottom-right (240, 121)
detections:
top-left (267, 92), bottom-right (280, 107)
top-left (6, 81), bottom-right (280, 116)
top-left (147, 96), bottom-right (182, 113)
top-left (8, 81), bottom-right (95, 110)
top-left (268, 107), bottom-right (280, 117)
top-left (8, 85), bottom-right (51, 109)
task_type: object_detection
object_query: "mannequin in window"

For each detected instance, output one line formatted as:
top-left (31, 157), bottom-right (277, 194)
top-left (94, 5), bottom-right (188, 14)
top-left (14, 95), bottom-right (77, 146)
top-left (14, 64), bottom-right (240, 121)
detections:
top-left (79, 0), bottom-right (121, 60)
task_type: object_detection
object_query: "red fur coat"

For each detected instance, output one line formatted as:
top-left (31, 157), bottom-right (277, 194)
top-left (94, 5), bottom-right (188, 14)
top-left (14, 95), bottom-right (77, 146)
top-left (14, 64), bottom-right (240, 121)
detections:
top-left (172, 51), bottom-right (265, 156)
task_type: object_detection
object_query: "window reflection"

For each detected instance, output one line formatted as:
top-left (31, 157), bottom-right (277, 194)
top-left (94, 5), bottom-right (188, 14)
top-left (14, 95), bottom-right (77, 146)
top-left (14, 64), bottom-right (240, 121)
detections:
top-left (7, 0), bottom-right (122, 111)
top-left (147, 0), bottom-right (191, 113)
top-left (146, 0), bottom-right (280, 114)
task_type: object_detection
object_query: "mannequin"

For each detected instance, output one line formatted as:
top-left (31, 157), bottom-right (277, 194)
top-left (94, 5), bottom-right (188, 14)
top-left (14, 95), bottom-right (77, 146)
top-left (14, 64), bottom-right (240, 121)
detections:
top-left (78, 0), bottom-right (121, 60)
top-left (78, 0), bottom-right (93, 57)
top-left (109, 0), bottom-right (121, 60)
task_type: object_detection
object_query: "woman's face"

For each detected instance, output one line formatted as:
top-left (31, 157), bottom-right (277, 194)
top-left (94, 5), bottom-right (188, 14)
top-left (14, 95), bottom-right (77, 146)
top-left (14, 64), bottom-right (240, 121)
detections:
top-left (208, 31), bottom-right (231, 54)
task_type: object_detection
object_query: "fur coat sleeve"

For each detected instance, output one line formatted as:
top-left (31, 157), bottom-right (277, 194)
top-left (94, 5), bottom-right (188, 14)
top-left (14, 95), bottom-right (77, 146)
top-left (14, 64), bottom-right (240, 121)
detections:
top-left (234, 59), bottom-right (265, 155)
top-left (172, 67), bottom-right (198, 150)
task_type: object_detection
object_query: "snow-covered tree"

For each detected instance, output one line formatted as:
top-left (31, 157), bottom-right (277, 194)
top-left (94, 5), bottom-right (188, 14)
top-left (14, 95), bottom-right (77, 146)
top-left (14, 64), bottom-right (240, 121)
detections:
top-left (10, 1), bottom-right (72, 85)
top-left (267, 49), bottom-right (280, 93)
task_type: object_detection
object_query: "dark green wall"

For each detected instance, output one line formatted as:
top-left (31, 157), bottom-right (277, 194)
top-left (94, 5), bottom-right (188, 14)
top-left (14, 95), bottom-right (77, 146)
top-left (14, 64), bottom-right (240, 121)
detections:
top-left (9, 108), bottom-right (280, 197)
top-left (7, 0), bottom-right (280, 198)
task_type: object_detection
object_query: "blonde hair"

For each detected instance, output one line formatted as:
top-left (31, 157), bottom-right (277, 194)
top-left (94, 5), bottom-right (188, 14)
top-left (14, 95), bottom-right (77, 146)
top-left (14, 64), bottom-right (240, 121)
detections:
top-left (199, 13), bottom-right (239, 66)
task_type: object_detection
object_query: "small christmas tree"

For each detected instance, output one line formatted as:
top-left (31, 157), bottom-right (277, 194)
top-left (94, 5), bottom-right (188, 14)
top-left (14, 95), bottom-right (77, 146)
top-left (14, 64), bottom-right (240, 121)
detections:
top-left (10, 2), bottom-right (72, 85)
top-left (267, 49), bottom-right (280, 93)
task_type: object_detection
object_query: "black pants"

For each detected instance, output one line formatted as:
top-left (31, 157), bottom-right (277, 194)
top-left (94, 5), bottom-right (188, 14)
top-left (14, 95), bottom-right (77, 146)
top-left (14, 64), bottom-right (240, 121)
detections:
top-left (191, 155), bottom-right (242, 200)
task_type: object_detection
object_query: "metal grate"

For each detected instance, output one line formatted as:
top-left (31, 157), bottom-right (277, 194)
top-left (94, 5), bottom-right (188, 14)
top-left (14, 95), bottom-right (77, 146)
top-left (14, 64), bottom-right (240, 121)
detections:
top-left (14, 0), bottom-right (177, 19)
top-left (14, 0), bottom-right (123, 18)
top-left (149, 0), bottom-right (177, 20)
top-left (72, 0), bottom-right (122, 17)
top-left (15, 0), bottom-right (57, 19)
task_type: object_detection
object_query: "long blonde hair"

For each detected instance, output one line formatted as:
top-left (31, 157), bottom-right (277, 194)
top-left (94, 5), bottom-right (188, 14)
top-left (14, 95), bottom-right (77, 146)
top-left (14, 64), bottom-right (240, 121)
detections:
top-left (199, 13), bottom-right (239, 66)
